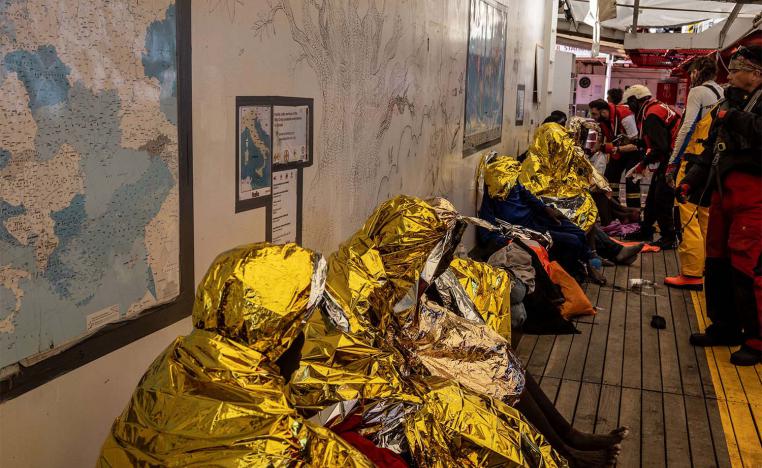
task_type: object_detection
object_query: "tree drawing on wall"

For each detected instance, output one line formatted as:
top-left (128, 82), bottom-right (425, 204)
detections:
top-left (254, 1), bottom-right (415, 243)
top-left (253, 1), bottom-right (467, 249)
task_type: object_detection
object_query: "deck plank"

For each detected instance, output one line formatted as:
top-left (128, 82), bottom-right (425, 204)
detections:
top-left (640, 252), bottom-right (662, 392)
top-left (539, 376), bottom-right (561, 404)
top-left (581, 266), bottom-right (615, 384)
top-left (617, 387), bottom-right (642, 468)
top-left (602, 266), bottom-right (628, 387)
top-left (684, 394), bottom-right (724, 468)
top-left (594, 384), bottom-right (621, 435)
top-left (654, 252), bottom-right (682, 395)
top-left (641, 389), bottom-right (667, 468)
top-left (572, 382), bottom-right (600, 434)
top-left (555, 378), bottom-right (582, 423)
top-left (515, 332), bottom-right (538, 365)
top-left (526, 334), bottom-right (556, 378)
top-left (664, 252), bottom-right (705, 398)
top-left (663, 392), bottom-right (691, 468)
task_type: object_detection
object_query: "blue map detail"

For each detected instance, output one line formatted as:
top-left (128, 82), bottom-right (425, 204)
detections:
top-left (0, 1), bottom-right (178, 370)
top-left (0, 148), bottom-right (10, 169)
top-left (0, 0), bottom-right (20, 42)
top-left (4, 45), bottom-right (71, 110)
top-left (143, 4), bottom-right (177, 125)
top-left (0, 201), bottom-right (25, 246)
top-left (240, 118), bottom-right (271, 191)
top-left (46, 194), bottom-right (85, 298)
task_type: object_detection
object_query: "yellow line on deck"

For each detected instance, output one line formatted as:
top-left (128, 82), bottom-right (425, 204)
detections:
top-left (690, 291), bottom-right (762, 468)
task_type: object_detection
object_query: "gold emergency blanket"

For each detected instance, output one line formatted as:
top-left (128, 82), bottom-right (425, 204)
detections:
top-left (448, 258), bottom-right (513, 341)
top-left (518, 123), bottom-right (605, 231)
top-left (407, 379), bottom-right (568, 468)
top-left (483, 156), bottom-right (522, 200)
top-left (98, 243), bottom-right (373, 468)
top-left (289, 195), bottom-right (566, 467)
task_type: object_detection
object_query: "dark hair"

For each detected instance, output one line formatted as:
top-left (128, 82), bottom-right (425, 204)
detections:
top-left (690, 56), bottom-right (717, 85)
top-left (733, 45), bottom-right (762, 67)
top-left (589, 99), bottom-right (609, 111)
top-left (543, 110), bottom-right (567, 125)
top-left (607, 88), bottom-right (623, 104)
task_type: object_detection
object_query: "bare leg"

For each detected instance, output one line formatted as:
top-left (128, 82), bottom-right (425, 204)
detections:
top-left (523, 372), bottom-right (629, 450)
top-left (516, 383), bottom-right (620, 467)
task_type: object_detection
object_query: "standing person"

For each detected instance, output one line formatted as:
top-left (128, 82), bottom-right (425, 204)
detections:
top-left (589, 98), bottom-right (642, 209)
top-left (622, 85), bottom-right (682, 249)
top-left (681, 46), bottom-right (762, 366)
top-left (664, 57), bottom-right (723, 290)
top-left (607, 87), bottom-right (623, 105)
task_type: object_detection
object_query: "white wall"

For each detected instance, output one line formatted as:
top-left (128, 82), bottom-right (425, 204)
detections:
top-left (551, 51), bottom-right (575, 116)
top-left (0, 1), bottom-right (556, 466)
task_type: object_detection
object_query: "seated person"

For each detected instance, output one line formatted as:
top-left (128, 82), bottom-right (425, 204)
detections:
top-left (297, 195), bottom-right (626, 467)
top-left (567, 116), bottom-right (640, 226)
top-left (477, 158), bottom-right (642, 283)
top-left (98, 243), bottom-right (377, 467)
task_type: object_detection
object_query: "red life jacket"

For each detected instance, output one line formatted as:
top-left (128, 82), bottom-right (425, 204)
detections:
top-left (599, 103), bottom-right (632, 142)
top-left (638, 98), bottom-right (682, 151)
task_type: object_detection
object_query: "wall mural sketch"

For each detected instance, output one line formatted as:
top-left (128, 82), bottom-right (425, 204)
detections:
top-left (253, 0), bottom-right (468, 249)
top-left (463, 0), bottom-right (508, 154)
top-left (208, 0), bottom-right (243, 24)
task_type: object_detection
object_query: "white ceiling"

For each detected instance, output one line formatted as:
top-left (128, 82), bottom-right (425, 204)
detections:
top-left (569, 0), bottom-right (762, 31)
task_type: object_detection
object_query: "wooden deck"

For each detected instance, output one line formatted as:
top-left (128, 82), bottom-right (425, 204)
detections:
top-left (515, 249), bottom-right (762, 467)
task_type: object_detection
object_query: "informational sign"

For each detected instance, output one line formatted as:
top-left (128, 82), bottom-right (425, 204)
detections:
top-left (270, 169), bottom-right (299, 244)
top-left (273, 106), bottom-right (309, 166)
top-left (237, 105), bottom-right (272, 203)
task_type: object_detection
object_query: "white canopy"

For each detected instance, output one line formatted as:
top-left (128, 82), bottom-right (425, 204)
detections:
top-left (569, 0), bottom-right (762, 31)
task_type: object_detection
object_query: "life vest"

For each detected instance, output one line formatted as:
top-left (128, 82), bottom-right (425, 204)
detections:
top-left (683, 85), bottom-right (722, 157)
top-left (638, 98), bottom-right (682, 150)
top-left (684, 104), bottom-right (718, 157)
top-left (600, 103), bottom-right (633, 142)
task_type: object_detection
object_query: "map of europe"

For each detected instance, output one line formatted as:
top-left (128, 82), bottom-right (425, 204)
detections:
top-left (0, 1), bottom-right (180, 370)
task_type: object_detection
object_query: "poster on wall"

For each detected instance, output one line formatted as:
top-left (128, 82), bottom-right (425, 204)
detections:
top-left (463, 0), bottom-right (509, 156)
top-left (270, 169), bottom-right (300, 244)
top-left (515, 84), bottom-right (525, 126)
top-left (237, 105), bottom-right (273, 208)
top-left (274, 106), bottom-right (310, 166)
top-left (0, 0), bottom-right (194, 400)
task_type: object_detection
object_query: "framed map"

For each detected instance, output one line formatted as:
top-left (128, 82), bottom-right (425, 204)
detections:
top-left (463, 0), bottom-right (509, 156)
top-left (0, 0), bottom-right (193, 399)
top-left (235, 96), bottom-right (313, 213)
top-left (237, 105), bottom-right (273, 205)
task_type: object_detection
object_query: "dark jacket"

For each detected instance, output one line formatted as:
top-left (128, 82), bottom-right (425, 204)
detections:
top-left (681, 85), bottom-right (762, 204)
top-left (477, 183), bottom-right (548, 246)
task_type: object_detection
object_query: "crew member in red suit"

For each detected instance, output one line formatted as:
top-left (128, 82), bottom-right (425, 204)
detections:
top-left (589, 98), bottom-right (642, 209)
top-left (622, 85), bottom-right (682, 250)
top-left (681, 46), bottom-right (762, 366)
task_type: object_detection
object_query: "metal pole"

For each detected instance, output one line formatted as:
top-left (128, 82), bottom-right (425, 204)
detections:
top-left (719, 3), bottom-right (743, 48)
top-left (632, 0), bottom-right (640, 34)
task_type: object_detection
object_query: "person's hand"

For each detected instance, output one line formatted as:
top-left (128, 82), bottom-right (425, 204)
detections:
top-left (544, 206), bottom-right (564, 225)
top-left (676, 183), bottom-right (690, 204)
top-left (603, 143), bottom-right (618, 154)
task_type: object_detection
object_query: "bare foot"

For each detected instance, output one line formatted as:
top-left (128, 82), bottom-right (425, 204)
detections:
top-left (565, 444), bottom-right (622, 467)
top-left (566, 426), bottom-right (629, 450)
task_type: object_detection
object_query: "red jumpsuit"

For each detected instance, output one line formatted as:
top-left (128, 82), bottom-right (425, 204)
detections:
top-left (683, 85), bottom-right (762, 352)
